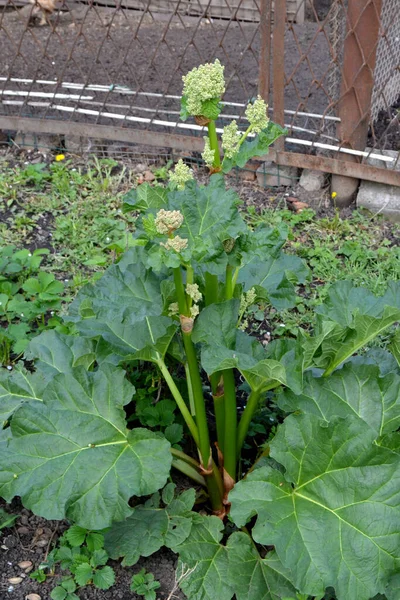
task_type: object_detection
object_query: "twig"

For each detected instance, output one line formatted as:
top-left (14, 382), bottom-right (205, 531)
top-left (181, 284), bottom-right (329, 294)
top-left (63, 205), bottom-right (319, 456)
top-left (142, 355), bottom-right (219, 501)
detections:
top-left (165, 563), bottom-right (196, 600)
top-left (44, 523), bottom-right (59, 562)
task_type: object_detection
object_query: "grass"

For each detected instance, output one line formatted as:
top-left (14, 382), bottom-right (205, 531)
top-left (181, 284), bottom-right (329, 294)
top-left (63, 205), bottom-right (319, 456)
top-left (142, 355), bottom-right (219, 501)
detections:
top-left (0, 148), bottom-right (399, 353)
top-left (0, 154), bottom-right (137, 289)
top-left (244, 204), bottom-right (400, 340)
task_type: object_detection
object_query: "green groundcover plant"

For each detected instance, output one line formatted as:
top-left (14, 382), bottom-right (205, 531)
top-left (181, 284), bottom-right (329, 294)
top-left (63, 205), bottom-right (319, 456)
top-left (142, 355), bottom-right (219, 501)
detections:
top-left (1, 61), bottom-right (400, 600)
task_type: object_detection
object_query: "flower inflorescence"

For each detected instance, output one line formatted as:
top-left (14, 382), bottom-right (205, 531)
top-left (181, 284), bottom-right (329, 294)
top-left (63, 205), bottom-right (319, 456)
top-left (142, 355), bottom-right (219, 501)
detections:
top-left (161, 236), bottom-right (188, 253)
top-left (245, 95), bottom-right (269, 134)
top-left (155, 209), bottom-right (184, 235)
top-left (168, 159), bottom-right (194, 191)
top-left (221, 121), bottom-right (241, 159)
top-left (201, 137), bottom-right (216, 168)
top-left (182, 59), bottom-right (225, 116)
top-left (186, 283), bottom-right (202, 303)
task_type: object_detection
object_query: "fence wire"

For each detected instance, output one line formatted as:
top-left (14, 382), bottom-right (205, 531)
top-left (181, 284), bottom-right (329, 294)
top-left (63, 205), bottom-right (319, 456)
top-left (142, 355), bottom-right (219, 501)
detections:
top-left (0, 0), bottom-right (398, 178)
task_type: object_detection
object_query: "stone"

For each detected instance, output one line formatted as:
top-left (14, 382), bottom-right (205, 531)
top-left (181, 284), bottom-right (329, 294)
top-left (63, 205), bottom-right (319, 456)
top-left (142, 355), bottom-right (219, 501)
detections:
top-left (25, 595), bottom-right (42, 600)
top-left (356, 149), bottom-right (400, 221)
top-left (331, 174), bottom-right (359, 207)
top-left (256, 161), bottom-right (298, 187)
top-left (299, 168), bottom-right (325, 192)
top-left (143, 170), bottom-right (155, 182)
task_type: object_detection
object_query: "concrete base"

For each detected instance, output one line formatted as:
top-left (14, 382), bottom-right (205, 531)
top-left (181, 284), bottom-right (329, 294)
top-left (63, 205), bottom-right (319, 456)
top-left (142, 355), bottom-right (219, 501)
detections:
top-left (357, 181), bottom-right (400, 221)
top-left (256, 161), bottom-right (298, 187)
top-left (356, 149), bottom-right (400, 220)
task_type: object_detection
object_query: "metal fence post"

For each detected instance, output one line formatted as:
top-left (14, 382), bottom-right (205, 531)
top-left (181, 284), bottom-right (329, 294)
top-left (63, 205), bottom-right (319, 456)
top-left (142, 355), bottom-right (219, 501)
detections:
top-left (332, 0), bottom-right (383, 206)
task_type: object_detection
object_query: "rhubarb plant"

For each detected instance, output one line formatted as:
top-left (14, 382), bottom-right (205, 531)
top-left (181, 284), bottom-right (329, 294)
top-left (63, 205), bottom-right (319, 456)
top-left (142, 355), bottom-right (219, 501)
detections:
top-left (1, 61), bottom-right (400, 600)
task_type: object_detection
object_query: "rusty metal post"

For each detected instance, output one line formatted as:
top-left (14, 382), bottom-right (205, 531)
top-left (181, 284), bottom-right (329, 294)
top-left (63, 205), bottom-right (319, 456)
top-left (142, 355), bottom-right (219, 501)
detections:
top-left (332, 0), bottom-right (383, 206)
top-left (258, 0), bottom-right (272, 106)
top-left (272, 0), bottom-right (286, 152)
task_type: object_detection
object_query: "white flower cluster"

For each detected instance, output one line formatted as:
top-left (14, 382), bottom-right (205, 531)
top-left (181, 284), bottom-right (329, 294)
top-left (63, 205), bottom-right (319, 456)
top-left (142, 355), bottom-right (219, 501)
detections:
top-left (168, 302), bottom-right (179, 317)
top-left (245, 95), bottom-right (269, 134)
top-left (221, 121), bottom-right (241, 159)
top-left (155, 209), bottom-right (184, 235)
top-left (239, 287), bottom-right (257, 315)
top-left (186, 283), bottom-right (202, 303)
top-left (168, 159), bottom-right (194, 191)
top-left (201, 137), bottom-right (216, 168)
top-left (185, 283), bottom-right (202, 318)
top-left (182, 59), bottom-right (225, 116)
top-left (161, 236), bottom-right (188, 253)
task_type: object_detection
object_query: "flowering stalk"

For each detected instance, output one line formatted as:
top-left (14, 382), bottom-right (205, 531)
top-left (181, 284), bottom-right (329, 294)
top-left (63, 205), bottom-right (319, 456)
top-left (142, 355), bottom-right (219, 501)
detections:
top-left (207, 121), bottom-right (221, 170)
top-left (173, 265), bottom-right (223, 510)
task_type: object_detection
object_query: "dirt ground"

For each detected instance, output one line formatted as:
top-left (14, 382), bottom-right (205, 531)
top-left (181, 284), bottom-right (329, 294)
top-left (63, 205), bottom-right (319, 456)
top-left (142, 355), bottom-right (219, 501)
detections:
top-left (0, 499), bottom-right (184, 600)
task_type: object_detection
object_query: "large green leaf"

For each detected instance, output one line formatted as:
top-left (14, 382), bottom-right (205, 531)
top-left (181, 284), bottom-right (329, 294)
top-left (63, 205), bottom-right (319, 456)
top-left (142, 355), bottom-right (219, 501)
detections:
top-left (175, 515), bottom-right (233, 600)
top-left (105, 487), bottom-right (196, 565)
top-left (279, 362), bottom-right (400, 438)
top-left (123, 183), bottom-right (167, 213)
top-left (68, 262), bottom-right (164, 324)
top-left (26, 331), bottom-right (95, 381)
top-left (0, 366), bottom-right (172, 530)
top-left (174, 519), bottom-right (296, 600)
top-left (193, 301), bottom-right (294, 392)
top-left (0, 368), bottom-right (44, 424)
top-left (385, 572), bottom-right (400, 599)
top-left (193, 300), bottom-right (264, 372)
top-left (302, 281), bottom-right (400, 374)
top-left (168, 176), bottom-right (247, 265)
top-left (78, 315), bottom-right (177, 364)
top-left (237, 252), bottom-right (309, 310)
top-left (323, 306), bottom-right (400, 376)
top-left (226, 533), bottom-right (297, 600)
top-left (222, 123), bottom-right (286, 173)
top-left (315, 280), bottom-right (400, 326)
top-left (230, 414), bottom-right (400, 600)
top-left (389, 328), bottom-right (400, 369)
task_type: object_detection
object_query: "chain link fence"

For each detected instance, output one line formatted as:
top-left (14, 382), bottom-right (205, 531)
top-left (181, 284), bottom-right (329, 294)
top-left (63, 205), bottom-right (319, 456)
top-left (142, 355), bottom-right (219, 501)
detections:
top-left (0, 0), bottom-right (398, 184)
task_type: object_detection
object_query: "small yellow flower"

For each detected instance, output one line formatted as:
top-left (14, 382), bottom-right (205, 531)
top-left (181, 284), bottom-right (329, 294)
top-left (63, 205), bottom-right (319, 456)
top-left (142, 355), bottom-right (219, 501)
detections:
top-left (55, 154), bottom-right (65, 162)
top-left (331, 191), bottom-right (337, 199)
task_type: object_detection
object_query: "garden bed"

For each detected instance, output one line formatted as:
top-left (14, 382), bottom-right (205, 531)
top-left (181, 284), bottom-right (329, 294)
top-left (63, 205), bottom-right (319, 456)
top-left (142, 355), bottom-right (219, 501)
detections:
top-left (1, 141), bottom-right (400, 600)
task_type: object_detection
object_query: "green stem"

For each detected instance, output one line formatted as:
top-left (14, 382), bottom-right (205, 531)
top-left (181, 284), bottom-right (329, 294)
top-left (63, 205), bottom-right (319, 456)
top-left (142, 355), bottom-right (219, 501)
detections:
top-left (213, 392), bottom-right (225, 454)
top-left (170, 447), bottom-right (201, 469)
top-left (158, 359), bottom-right (200, 447)
top-left (204, 272), bottom-right (219, 305)
top-left (182, 331), bottom-right (210, 468)
top-left (173, 267), bottom-right (188, 315)
top-left (232, 267), bottom-right (240, 290)
top-left (209, 371), bottom-right (225, 453)
top-left (225, 264), bottom-right (234, 300)
top-left (222, 369), bottom-right (237, 480)
top-left (171, 458), bottom-right (206, 487)
top-left (184, 363), bottom-right (196, 416)
top-left (173, 266), bottom-right (211, 470)
top-left (207, 120), bottom-right (221, 168)
top-left (237, 389), bottom-right (263, 457)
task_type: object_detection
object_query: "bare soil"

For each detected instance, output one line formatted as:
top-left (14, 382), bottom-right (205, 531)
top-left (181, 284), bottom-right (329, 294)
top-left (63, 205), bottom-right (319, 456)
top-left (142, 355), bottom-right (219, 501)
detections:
top-left (0, 499), bottom-right (184, 600)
